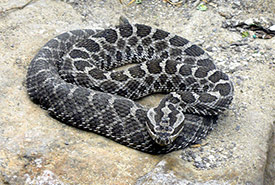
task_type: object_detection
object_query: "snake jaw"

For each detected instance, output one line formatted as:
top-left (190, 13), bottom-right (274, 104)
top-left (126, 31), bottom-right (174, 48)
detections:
top-left (146, 106), bottom-right (185, 146)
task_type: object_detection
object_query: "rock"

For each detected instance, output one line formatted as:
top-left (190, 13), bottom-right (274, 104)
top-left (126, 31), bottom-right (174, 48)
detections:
top-left (269, 25), bottom-right (275, 31)
top-left (244, 18), bottom-right (254, 25)
top-left (222, 17), bottom-right (275, 39)
top-left (0, 0), bottom-right (274, 184)
top-left (232, 0), bottom-right (241, 8)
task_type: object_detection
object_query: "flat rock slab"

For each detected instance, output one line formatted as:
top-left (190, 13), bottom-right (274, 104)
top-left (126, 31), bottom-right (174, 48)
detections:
top-left (0, 0), bottom-right (274, 184)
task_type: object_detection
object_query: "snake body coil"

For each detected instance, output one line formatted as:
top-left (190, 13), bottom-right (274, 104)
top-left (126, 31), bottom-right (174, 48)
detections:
top-left (27, 18), bottom-right (233, 154)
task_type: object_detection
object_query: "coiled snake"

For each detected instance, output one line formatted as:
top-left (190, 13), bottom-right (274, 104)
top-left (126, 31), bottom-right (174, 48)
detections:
top-left (26, 17), bottom-right (233, 154)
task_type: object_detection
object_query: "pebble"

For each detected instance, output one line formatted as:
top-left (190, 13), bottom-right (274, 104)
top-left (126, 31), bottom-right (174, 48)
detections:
top-left (206, 46), bottom-right (213, 52)
top-left (269, 25), bottom-right (275, 31)
top-left (194, 156), bottom-right (202, 162)
top-left (169, 0), bottom-right (181, 3)
top-left (244, 18), bottom-right (254, 25)
top-left (232, 0), bottom-right (241, 8)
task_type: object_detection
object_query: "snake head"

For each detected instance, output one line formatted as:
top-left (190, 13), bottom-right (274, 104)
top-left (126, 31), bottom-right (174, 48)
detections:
top-left (146, 103), bottom-right (185, 146)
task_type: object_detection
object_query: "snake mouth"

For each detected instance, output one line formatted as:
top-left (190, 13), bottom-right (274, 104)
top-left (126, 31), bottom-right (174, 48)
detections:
top-left (156, 138), bottom-right (171, 146)
top-left (154, 133), bottom-right (174, 146)
top-left (145, 122), bottom-right (174, 146)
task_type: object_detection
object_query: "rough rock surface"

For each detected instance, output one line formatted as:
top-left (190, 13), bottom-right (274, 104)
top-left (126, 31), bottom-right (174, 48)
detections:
top-left (0, 0), bottom-right (274, 184)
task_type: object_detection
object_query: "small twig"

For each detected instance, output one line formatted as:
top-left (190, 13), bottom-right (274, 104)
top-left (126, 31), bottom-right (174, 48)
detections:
top-left (0, 0), bottom-right (34, 15)
top-left (119, 0), bottom-right (142, 6)
top-left (190, 142), bottom-right (208, 148)
top-left (127, 0), bottom-right (136, 5)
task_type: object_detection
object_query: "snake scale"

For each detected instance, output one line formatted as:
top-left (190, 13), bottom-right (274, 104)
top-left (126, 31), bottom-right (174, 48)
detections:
top-left (26, 17), bottom-right (233, 154)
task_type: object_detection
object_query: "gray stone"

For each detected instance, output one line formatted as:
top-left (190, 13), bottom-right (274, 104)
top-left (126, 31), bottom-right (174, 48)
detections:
top-left (0, 0), bottom-right (274, 184)
top-left (269, 25), bottom-right (275, 31)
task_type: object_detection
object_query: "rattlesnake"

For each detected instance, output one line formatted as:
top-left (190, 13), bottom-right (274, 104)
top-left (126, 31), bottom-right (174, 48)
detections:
top-left (26, 17), bottom-right (233, 154)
